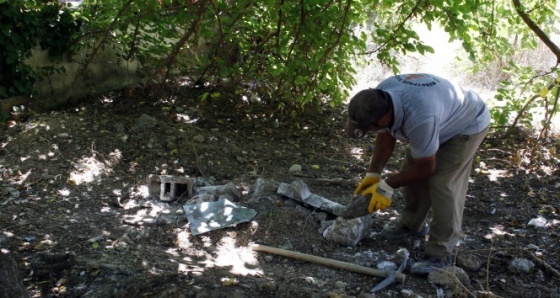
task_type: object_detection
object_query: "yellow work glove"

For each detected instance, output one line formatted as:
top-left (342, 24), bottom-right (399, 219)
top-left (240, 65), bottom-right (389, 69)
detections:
top-left (361, 180), bottom-right (393, 213)
top-left (354, 172), bottom-right (381, 195)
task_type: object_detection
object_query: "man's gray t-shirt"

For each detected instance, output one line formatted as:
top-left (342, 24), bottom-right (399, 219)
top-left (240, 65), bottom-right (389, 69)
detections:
top-left (376, 73), bottom-right (490, 158)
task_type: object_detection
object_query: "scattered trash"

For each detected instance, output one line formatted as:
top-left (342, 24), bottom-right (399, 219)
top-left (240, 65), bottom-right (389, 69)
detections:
top-left (412, 239), bottom-right (422, 249)
top-left (527, 215), bottom-right (548, 228)
top-left (10, 105), bottom-right (28, 121)
top-left (183, 198), bottom-right (257, 236)
top-left (377, 261), bottom-right (398, 272)
top-left (23, 236), bottom-right (37, 242)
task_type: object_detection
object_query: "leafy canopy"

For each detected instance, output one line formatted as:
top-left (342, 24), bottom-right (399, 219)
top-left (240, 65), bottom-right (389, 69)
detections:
top-left (3, 0), bottom-right (560, 134)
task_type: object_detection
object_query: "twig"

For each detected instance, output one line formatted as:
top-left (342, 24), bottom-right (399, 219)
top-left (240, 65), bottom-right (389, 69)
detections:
top-left (288, 176), bottom-right (357, 188)
top-left (486, 240), bottom-right (494, 291)
top-left (309, 152), bottom-right (367, 169)
top-left (463, 246), bottom-right (560, 280)
top-left (1, 221), bottom-right (34, 230)
top-left (523, 249), bottom-right (560, 278)
top-left (190, 143), bottom-right (205, 177)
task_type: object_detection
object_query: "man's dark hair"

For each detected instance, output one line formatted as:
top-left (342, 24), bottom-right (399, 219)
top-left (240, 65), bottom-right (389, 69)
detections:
top-left (348, 89), bottom-right (392, 128)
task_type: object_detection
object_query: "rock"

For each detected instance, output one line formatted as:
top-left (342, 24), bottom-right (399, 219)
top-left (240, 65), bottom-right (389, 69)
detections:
top-left (312, 212), bottom-right (328, 223)
top-left (0, 234), bottom-right (8, 245)
top-left (476, 291), bottom-right (497, 297)
top-left (334, 281), bottom-right (347, 289)
top-left (508, 258), bottom-right (535, 273)
top-left (192, 135), bottom-right (205, 143)
top-left (324, 291), bottom-right (349, 298)
top-left (322, 216), bottom-right (373, 247)
top-left (288, 164), bottom-right (302, 173)
top-left (30, 251), bottom-right (76, 279)
top-left (251, 178), bottom-right (279, 198)
top-left (189, 193), bottom-right (218, 203)
top-left (427, 266), bottom-right (470, 287)
top-left (257, 280), bottom-right (277, 292)
top-left (457, 254), bottom-right (483, 271)
top-left (0, 252), bottom-right (29, 298)
top-left (339, 195), bottom-right (370, 219)
top-left (318, 219), bottom-right (335, 234)
top-left (6, 186), bottom-right (20, 199)
top-left (400, 289), bottom-right (424, 298)
top-left (132, 114), bottom-right (158, 131)
top-left (196, 182), bottom-right (242, 202)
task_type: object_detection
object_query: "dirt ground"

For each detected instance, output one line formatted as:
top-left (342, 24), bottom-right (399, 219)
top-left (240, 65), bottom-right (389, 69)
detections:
top-left (1, 85), bottom-right (559, 298)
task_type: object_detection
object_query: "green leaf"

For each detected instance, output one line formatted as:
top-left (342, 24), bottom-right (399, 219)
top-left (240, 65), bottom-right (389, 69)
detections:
top-left (201, 92), bottom-right (210, 102)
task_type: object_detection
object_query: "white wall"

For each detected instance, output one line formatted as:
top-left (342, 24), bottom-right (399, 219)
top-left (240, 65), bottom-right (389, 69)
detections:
top-left (24, 44), bottom-right (141, 110)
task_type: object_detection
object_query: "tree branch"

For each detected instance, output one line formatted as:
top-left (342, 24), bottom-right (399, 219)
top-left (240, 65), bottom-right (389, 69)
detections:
top-left (156, 1), bottom-right (208, 90)
top-left (511, 0), bottom-right (560, 63)
top-left (363, 0), bottom-right (425, 55)
top-left (73, 0), bottom-right (135, 85)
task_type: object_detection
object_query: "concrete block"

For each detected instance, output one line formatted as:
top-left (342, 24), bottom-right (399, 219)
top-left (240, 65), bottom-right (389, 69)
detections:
top-left (277, 179), bottom-right (345, 216)
top-left (147, 175), bottom-right (195, 202)
top-left (277, 178), bottom-right (311, 201)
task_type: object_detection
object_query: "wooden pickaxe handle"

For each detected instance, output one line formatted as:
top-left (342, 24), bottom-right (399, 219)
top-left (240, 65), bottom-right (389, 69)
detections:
top-left (252, 244), bottom-right (406, 282)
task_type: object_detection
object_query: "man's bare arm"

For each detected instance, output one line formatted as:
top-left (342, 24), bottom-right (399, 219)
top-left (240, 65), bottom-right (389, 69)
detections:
top-left (368, 131), bottom-right (396, 173)
top-left (386, 155), bottom-right (436, 188)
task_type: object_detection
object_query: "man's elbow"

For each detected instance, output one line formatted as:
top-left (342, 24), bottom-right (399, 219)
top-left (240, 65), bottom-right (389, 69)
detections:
top-left (415, 156), bottom-right (437, 178)
top-left (423, 164), bottom-right (436, 177)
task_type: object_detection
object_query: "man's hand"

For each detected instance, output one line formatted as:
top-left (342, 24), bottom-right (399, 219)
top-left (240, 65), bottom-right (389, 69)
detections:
top-left (354, 172), bottom-right (381, 195)
top-left (362, 180), bottom-right (393, 213)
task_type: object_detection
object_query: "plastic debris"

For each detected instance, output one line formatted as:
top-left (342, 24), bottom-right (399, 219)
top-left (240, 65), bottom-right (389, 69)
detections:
top-left (183, 198), bottom-right (257, 236)
top-left (528, 215), bottom-right (547, 228)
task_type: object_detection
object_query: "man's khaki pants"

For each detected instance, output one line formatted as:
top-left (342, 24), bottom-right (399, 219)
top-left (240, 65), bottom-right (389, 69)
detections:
top-left (399, 126), bottom-right (489, 257)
